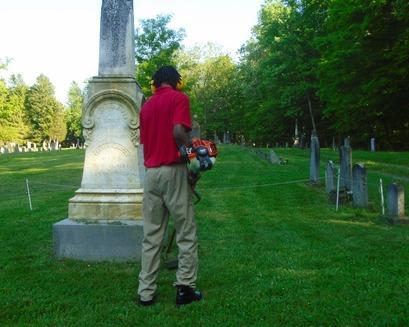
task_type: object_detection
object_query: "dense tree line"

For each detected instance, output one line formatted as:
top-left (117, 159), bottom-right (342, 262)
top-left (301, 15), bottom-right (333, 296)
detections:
top-left (1, 0), bottom-right (408, 150)
top-left (206, 0), bottom-right (408, 149)
top-left (136, 1), bottom-right (408, 150)
top-left (0, 59), bottom-right (84, 147)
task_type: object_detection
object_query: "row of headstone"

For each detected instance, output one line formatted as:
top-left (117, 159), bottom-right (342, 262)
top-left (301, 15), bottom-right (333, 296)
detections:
top-left (325, 145), bottom-right (406, 219)
top-left (0, 141), bottom-right (60, 154)
top-left (326, 158), bottom-right (369, 208)
top-left (252, 148), bottom-right (287, 165)
top-left (326, 160), bottom-right (406, 215)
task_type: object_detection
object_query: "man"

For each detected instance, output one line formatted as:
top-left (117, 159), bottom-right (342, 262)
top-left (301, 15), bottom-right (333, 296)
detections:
top-left (137, 66), bottom-right (202, 307)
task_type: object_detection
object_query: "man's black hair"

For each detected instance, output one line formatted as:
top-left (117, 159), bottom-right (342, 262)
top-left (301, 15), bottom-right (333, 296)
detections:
top-left (152, 66), bottom-right (181, 90)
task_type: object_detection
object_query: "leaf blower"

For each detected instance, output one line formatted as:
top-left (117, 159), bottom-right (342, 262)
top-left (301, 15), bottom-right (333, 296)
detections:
top-left (186, 138), bottom-right (218, 175)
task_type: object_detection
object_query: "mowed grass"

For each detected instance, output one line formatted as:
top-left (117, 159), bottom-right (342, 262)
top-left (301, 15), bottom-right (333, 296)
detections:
top-left (0, 146), bottom-right (408, 326)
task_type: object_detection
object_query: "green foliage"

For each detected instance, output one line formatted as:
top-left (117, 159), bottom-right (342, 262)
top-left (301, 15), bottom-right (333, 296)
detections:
top-left (315, 0), bottom-right (409, 149)
top-left (238, 0), bottom-right (330, 145)
top-left (0, 62), bottom-right (83, 147)
top-left (0, 147), bottom-right (408, 325)
top-left (65, 81), bottom-right (84, 146)
top-left (0, 74), bottom-right (29, 144)
top-left (49, 101), bottom-right (67, 143)
top-left (0, 57), bottom-right (12, 71)
top-left (233, 0), bottom-right (409, 149)
top-left (25, 74), bottom-right (66, 144)
top-left (179, 45), bottom-right (236, 140)
top-left (135, 14), bottom-right (186, 96)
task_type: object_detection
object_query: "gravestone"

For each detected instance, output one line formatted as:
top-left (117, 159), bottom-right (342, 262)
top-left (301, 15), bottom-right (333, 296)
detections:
top-left (54, 0), bottom-right (145, 262)
top-left (339, 138), bottom-right (352, 191)
top-left (370, 138), bottom-right (375, 152)
top-left (293, 119), bottom-right (300, 148)
top-left (269, 150), bottom-right (281, 164)
top-left (352, 164), bottom-right (368, 208)
top-left (68, 0), bottom-right (143, 220)
top-left (223, 131), bottom-right (230, 144)
top-left (310, 132), bottom-right (320, 184)
top-left (387, 183), bottom-right (405, 217)
top-left (299, 133), bottom-right (306, 149)
top-left (191, 119), bottom-right (200, 139)
top-left (325, 160), bottom-right (337, 193)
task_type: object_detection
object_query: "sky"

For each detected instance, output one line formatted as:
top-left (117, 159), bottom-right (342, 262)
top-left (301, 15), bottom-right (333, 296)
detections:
top-left (0, 0), bottom-right (265, 104)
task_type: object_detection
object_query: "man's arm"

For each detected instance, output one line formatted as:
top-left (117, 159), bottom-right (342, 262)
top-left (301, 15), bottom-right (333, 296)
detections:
top-left (173, 124), bottom-right (190, 148)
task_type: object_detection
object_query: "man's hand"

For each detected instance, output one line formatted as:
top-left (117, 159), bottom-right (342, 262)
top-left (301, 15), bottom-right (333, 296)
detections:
top-left (178, 144), bottom-right (190, 164)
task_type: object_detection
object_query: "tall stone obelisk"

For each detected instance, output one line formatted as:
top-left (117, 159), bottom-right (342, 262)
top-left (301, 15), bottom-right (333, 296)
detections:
top-left (69, 0), bottom-right (144, 219)
top-left (53, 0), bottom-right (145, 262)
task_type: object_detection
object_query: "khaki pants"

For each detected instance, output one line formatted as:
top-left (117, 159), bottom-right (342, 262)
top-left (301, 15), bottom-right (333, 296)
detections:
top-left (138, 164), bottom-right (198, 301)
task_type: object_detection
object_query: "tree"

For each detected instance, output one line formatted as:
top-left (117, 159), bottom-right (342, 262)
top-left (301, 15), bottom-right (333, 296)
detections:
top-left (240, 0), bottom-right (332, 146)
top-left (177, 43), bottom-right (236, 140)
top-left (26, 74), bottom-right (66, 144)
top-left (0, 57), bottom-right (12, 71)
top-left (0, 74), bottom-right (29, 144)
top-left (49, 100), bottom-right (67, 144)
top-left (0, 77), bottom-right (11, 144)
top-left (238, 1), bottom-right (295, 145)
top-left (135, 14), bottom-right (186, 95)
top-left (316, 0), bottom-right (409, 149)
top-left (65, 81), bottom-right (84, 146)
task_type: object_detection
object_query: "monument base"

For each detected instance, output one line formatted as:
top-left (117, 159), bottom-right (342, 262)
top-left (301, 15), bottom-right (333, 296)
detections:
top-left (68, 188), bottom-right (143, 220)
top-left (53, 219), bottom-right (143, 262)
top-left (384, 216), bottom-right (409, 225)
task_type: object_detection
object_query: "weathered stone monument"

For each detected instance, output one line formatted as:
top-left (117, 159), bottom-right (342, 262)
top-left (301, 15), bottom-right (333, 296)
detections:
top-left (370, 138), bottom-right (376, 152)
top-left (352, 164), bottom-right (368, 209)
top-left (293, 119), bottom-right (300, 148)
top-left (310, 131), bottom-right (320, 184)
top-left (53, 0), bottom-right (145, 261)
top-left (269, 150), bottom-right (281, 164)
top-left (325, 160), bottom-right (337, 194)
top-left (387, 183), bottom-right (405, 218)
top-left (339, 137), bottom-right (352, 191)
top-left (191, 115), bottom-right (200, 139)
top-left (223, 131), bottom-right (230, 144)
top-left (385, 183), bottom-right (409, 224)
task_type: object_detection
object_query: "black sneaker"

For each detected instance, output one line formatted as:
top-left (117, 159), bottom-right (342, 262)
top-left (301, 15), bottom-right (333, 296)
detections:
top-left (138, 298), bottom-right (155, 307)
top-left (176, 285), bottom-right (203, 307)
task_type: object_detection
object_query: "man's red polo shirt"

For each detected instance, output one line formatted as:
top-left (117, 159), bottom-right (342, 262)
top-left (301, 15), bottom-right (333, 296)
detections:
top-left (140, 86), bottom-right (192, 168)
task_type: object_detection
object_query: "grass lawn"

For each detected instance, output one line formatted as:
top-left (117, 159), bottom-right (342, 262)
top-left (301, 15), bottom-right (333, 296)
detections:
top-left (0, 145), bottom-right (408, 326)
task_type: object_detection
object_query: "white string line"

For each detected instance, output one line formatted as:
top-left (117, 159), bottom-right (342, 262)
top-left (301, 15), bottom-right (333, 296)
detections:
top-left (201, 174), bottom-right (392, 191)
top-left (24, 175), bottom-right (390, 193)
top-left (199, 178), bottom-right (315, 191)
top-left (27, 180), bottom-right (79, 189)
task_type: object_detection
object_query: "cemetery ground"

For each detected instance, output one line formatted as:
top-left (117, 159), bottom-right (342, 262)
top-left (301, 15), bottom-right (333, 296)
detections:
top-left (1, 146), bottom-right (408, 326)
